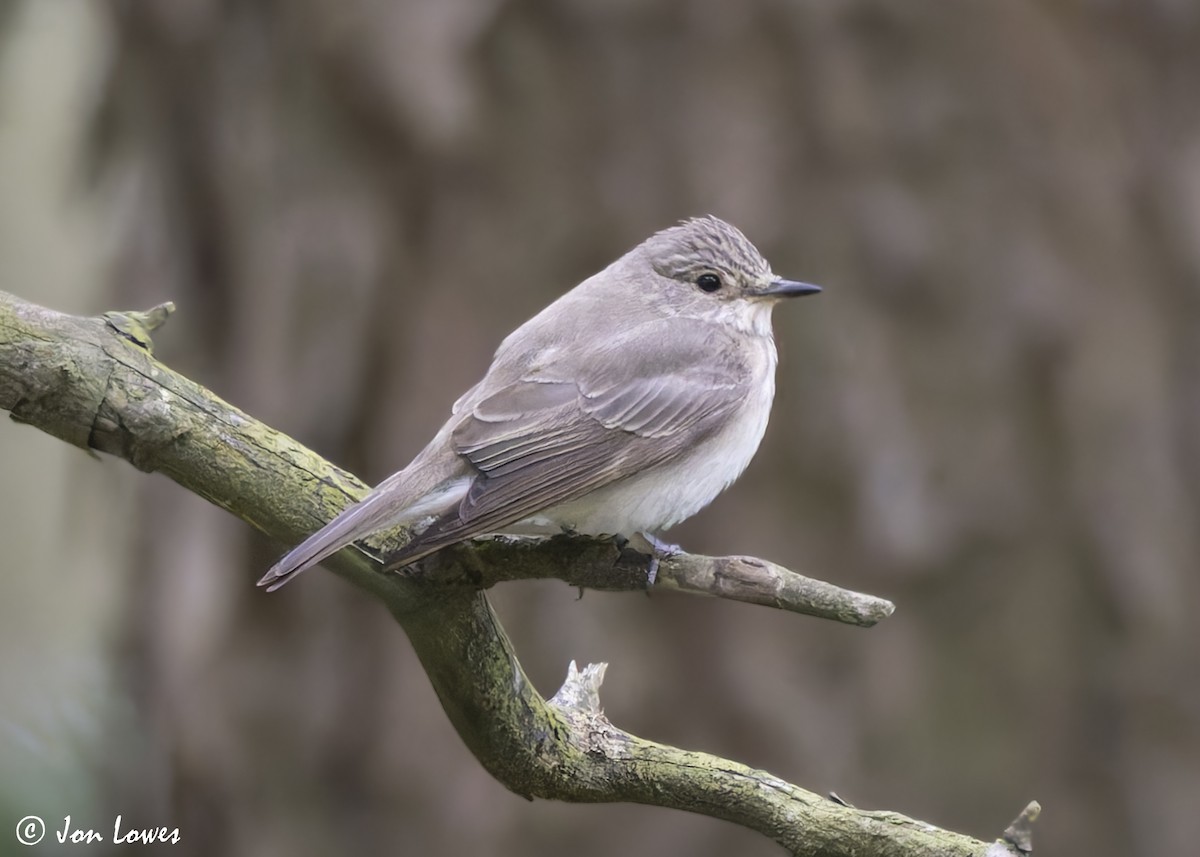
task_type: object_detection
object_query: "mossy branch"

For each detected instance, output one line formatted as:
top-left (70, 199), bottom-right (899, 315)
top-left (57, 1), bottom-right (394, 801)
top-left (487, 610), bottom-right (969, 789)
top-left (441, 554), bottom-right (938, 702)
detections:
top-left (0, 290), bottom-right (1036, 856)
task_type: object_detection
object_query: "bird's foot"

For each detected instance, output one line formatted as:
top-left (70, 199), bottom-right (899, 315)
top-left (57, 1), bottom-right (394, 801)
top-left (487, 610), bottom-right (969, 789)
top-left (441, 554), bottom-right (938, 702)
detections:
top-left (639, 531), bottom-right (681, 587)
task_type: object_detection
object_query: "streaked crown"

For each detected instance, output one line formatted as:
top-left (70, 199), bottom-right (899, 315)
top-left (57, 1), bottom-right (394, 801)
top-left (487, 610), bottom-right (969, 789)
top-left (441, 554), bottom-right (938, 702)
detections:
top-left (641, 216), bottom-right (773, 284)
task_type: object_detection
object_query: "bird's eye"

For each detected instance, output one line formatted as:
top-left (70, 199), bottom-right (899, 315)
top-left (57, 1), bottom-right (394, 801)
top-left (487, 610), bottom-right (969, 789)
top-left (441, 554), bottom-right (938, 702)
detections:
top-left (696, 273), bottom-right (722, 293)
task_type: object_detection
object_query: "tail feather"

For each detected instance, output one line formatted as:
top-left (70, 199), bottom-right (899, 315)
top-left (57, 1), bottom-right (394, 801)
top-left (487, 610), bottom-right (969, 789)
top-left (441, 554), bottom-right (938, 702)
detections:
top-left (257, 491), bottom-right (400, 592)
top-left (257, 475), bottom-right (472, 592)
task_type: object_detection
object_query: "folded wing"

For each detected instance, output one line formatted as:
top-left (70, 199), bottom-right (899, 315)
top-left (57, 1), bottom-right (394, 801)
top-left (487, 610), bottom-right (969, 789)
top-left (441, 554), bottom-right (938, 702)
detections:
top-left (384, 319), bottom-right (751, 567)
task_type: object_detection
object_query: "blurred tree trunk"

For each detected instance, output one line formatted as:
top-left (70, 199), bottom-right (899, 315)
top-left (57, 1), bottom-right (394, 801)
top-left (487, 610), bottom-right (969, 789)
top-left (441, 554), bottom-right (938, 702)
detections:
top-left (89, 2), bottom-right (1200, 856)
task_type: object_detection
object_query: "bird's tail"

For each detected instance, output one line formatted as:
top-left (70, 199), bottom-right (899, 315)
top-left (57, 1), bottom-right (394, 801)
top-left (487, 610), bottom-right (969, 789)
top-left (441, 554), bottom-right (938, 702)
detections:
top-left (257, 473), bottom-right (471, 592)
top-left (256, 490), bottom-right (404, 592)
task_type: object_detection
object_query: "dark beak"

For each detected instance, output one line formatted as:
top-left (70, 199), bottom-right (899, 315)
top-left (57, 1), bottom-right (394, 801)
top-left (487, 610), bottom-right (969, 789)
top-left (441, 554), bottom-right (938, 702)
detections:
top-left (755, 278), bottom-right (822, 298)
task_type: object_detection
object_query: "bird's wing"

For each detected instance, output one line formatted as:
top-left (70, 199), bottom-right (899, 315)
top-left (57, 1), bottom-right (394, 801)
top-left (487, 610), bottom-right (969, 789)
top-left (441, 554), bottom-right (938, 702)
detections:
top-left (383, 319), bottom-right (753, 567)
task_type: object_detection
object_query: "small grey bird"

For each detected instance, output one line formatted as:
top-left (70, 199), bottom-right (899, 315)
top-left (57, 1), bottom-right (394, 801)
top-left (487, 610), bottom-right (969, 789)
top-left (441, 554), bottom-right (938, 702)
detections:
top-left (258, 216), bottom-right (820, 591)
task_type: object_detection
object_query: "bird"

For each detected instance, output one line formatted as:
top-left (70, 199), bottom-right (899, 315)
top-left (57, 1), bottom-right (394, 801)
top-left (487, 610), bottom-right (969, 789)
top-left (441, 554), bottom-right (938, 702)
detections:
top-left (258, 216), bottom-right (820, 592)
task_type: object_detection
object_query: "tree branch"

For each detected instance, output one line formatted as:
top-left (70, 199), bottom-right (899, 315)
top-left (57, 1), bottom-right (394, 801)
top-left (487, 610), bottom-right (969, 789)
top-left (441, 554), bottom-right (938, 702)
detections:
top-left (0, 290), bottom-right (1036, 856)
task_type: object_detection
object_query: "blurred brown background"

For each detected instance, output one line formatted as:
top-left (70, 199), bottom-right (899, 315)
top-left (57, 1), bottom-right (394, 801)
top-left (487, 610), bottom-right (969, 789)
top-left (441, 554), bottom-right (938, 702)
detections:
top-left (2, 1), bottom-right (1198, 855)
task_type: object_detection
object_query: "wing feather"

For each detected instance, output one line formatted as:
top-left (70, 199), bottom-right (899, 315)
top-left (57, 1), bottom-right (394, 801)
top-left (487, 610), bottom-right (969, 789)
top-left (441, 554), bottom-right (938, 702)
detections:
top-left (383, 319), bottom-right (753, 568)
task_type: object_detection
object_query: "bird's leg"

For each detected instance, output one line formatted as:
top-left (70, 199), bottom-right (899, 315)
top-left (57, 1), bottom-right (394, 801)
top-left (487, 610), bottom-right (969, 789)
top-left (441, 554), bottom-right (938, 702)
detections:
top-left (639, 531), bottom-right (681, 587)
